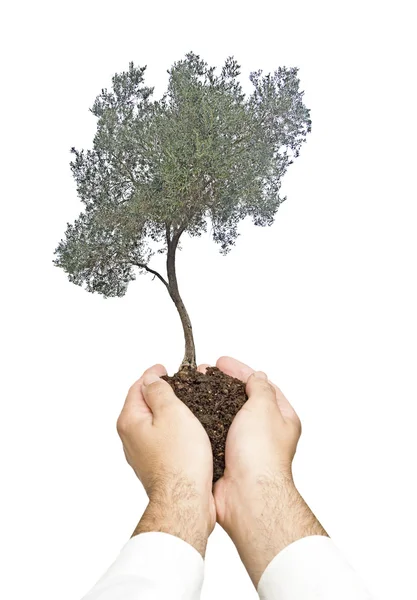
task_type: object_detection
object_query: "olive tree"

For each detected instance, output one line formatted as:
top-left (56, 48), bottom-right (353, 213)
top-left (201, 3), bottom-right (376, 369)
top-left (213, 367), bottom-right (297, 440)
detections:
top-left (53, 51), bottom-right (311, 370)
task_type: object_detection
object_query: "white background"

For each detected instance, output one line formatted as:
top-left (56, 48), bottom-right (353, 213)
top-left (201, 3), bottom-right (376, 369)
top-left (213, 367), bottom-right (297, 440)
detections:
top-left (1, 1), bottom-right (416, 599)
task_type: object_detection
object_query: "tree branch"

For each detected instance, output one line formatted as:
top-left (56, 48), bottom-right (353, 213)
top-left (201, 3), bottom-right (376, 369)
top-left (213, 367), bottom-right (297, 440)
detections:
top-left (136, 263), bottom-right (169, 289)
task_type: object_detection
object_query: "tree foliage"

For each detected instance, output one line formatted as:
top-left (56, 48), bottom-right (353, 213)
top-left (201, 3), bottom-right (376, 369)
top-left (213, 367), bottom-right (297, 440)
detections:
top-left (53, 51), bottom-right (311, 298)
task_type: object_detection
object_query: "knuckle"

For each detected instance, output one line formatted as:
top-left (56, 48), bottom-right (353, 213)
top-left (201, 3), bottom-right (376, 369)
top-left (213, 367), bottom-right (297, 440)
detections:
top-left (148, 383), bottom-right (176, 409)
top-left (128, 379), bottom-right (142, 395)
top-left (116, 415), bottom-right (130, 436)
top-left (129, 379), bottom-right (141, 392)
top-left (254, 379), bottom-right (276, 396)
top-left (148, 380), bottom-right (166, 397)
top-left (159, 398), bottom-right (177, 414)
top-left (290, 416), bottom-right (302, 436)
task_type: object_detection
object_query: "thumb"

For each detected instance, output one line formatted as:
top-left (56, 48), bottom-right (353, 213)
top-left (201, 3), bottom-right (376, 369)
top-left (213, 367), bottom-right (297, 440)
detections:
top-left (245, 371), bottom-right (281, 414)
top-left (142, 372), bottom-right (179, 416)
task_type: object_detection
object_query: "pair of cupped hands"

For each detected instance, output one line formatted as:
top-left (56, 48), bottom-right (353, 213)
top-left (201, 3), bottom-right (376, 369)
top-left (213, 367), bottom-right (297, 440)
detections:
top-left (116, 356), bottom-right (307, 587)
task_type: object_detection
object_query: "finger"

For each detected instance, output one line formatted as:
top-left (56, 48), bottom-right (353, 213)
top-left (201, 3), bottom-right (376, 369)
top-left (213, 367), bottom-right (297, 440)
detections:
top-left (216, 356), bottom-right (256, 383)
top-left (141, 371), bottom-right (181, 418)
top-left (123, 364), bottom-right (168, 416)
top-left (245, 371), bottom-right (276, 403)
top-left (138, 363), bottom-right (168, 383)
top-left (268, 381), bottom-right (300, 425)
top-left (212, 477), bottom-right (226, 523)
top-left (217, 357), bottom-right (297, 422)
top-left (197, 363), bottom-right (211, 374)
top-left (244, 372), bottom-right (285, 420)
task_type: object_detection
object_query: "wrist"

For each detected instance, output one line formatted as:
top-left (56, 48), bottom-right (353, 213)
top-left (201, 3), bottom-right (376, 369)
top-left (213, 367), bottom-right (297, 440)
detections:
top-left (133, 481), bottom-right (214, 557)
top-left (223, 474), bottom-right (328, 587)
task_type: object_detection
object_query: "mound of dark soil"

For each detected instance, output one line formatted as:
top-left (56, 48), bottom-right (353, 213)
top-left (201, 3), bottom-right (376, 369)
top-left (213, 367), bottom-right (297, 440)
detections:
top-left (161, 366), bottom-right (248, 483)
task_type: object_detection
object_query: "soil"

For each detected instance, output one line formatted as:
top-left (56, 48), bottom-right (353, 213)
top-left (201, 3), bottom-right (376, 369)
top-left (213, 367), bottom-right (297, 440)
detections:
top-left (161, 366), bottom-right (248, 483)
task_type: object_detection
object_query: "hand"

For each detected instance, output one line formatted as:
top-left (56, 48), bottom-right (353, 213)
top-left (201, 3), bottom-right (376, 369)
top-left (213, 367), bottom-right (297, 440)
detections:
top-left (116, 363), bottom-right (216, 556)
top-left (211, 356), bottom-right (328, 587)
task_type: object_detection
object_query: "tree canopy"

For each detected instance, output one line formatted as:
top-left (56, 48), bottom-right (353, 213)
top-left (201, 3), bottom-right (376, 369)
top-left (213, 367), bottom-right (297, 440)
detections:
top-left (53, 51), bottom-right (311, 300)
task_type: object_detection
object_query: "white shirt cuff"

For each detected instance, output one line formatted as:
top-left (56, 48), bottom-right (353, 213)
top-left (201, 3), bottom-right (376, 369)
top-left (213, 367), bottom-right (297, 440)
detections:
top-left (257, 535), bottom-right (373, 600)
top-left (82, 532), bottom-right (204, 599)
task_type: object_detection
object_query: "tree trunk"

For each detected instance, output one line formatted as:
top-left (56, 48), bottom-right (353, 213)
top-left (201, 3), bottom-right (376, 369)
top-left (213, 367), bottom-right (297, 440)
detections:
top-left (166, 230), bottom-right (197, 371)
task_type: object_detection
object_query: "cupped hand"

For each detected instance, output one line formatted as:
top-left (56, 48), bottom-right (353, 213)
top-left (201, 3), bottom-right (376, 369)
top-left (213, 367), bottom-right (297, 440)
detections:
top-left (116, 363), bottom-right (216, 555)
top-left (215, 355), bottom-right (301, 491)
top-left (205, 356), bottom-right (313, 586)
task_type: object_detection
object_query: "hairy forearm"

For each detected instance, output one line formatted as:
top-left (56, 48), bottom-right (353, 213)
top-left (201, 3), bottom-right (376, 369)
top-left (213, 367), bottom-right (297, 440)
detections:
top-left (229, 475), bottom-right (328, 587)
top-left (131, 478), bottom-right (211, 557)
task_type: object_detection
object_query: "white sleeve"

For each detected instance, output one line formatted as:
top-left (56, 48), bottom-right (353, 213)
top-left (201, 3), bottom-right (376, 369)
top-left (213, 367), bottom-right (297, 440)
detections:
top-left (257, 535), bottom-right (374, 600)
top-left (81, 532), bottom-right (204, 600)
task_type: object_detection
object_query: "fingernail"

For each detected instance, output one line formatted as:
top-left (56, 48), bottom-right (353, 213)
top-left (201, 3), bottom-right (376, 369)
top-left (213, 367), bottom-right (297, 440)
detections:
top-left (142, 373), bottom-right (160, 387)
top-left (253, 371), bottom-right (268, 380)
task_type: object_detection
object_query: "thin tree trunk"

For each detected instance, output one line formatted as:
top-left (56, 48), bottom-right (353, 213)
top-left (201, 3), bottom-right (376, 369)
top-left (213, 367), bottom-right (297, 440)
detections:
top-left (166, 228), bottom-right (196, 370)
